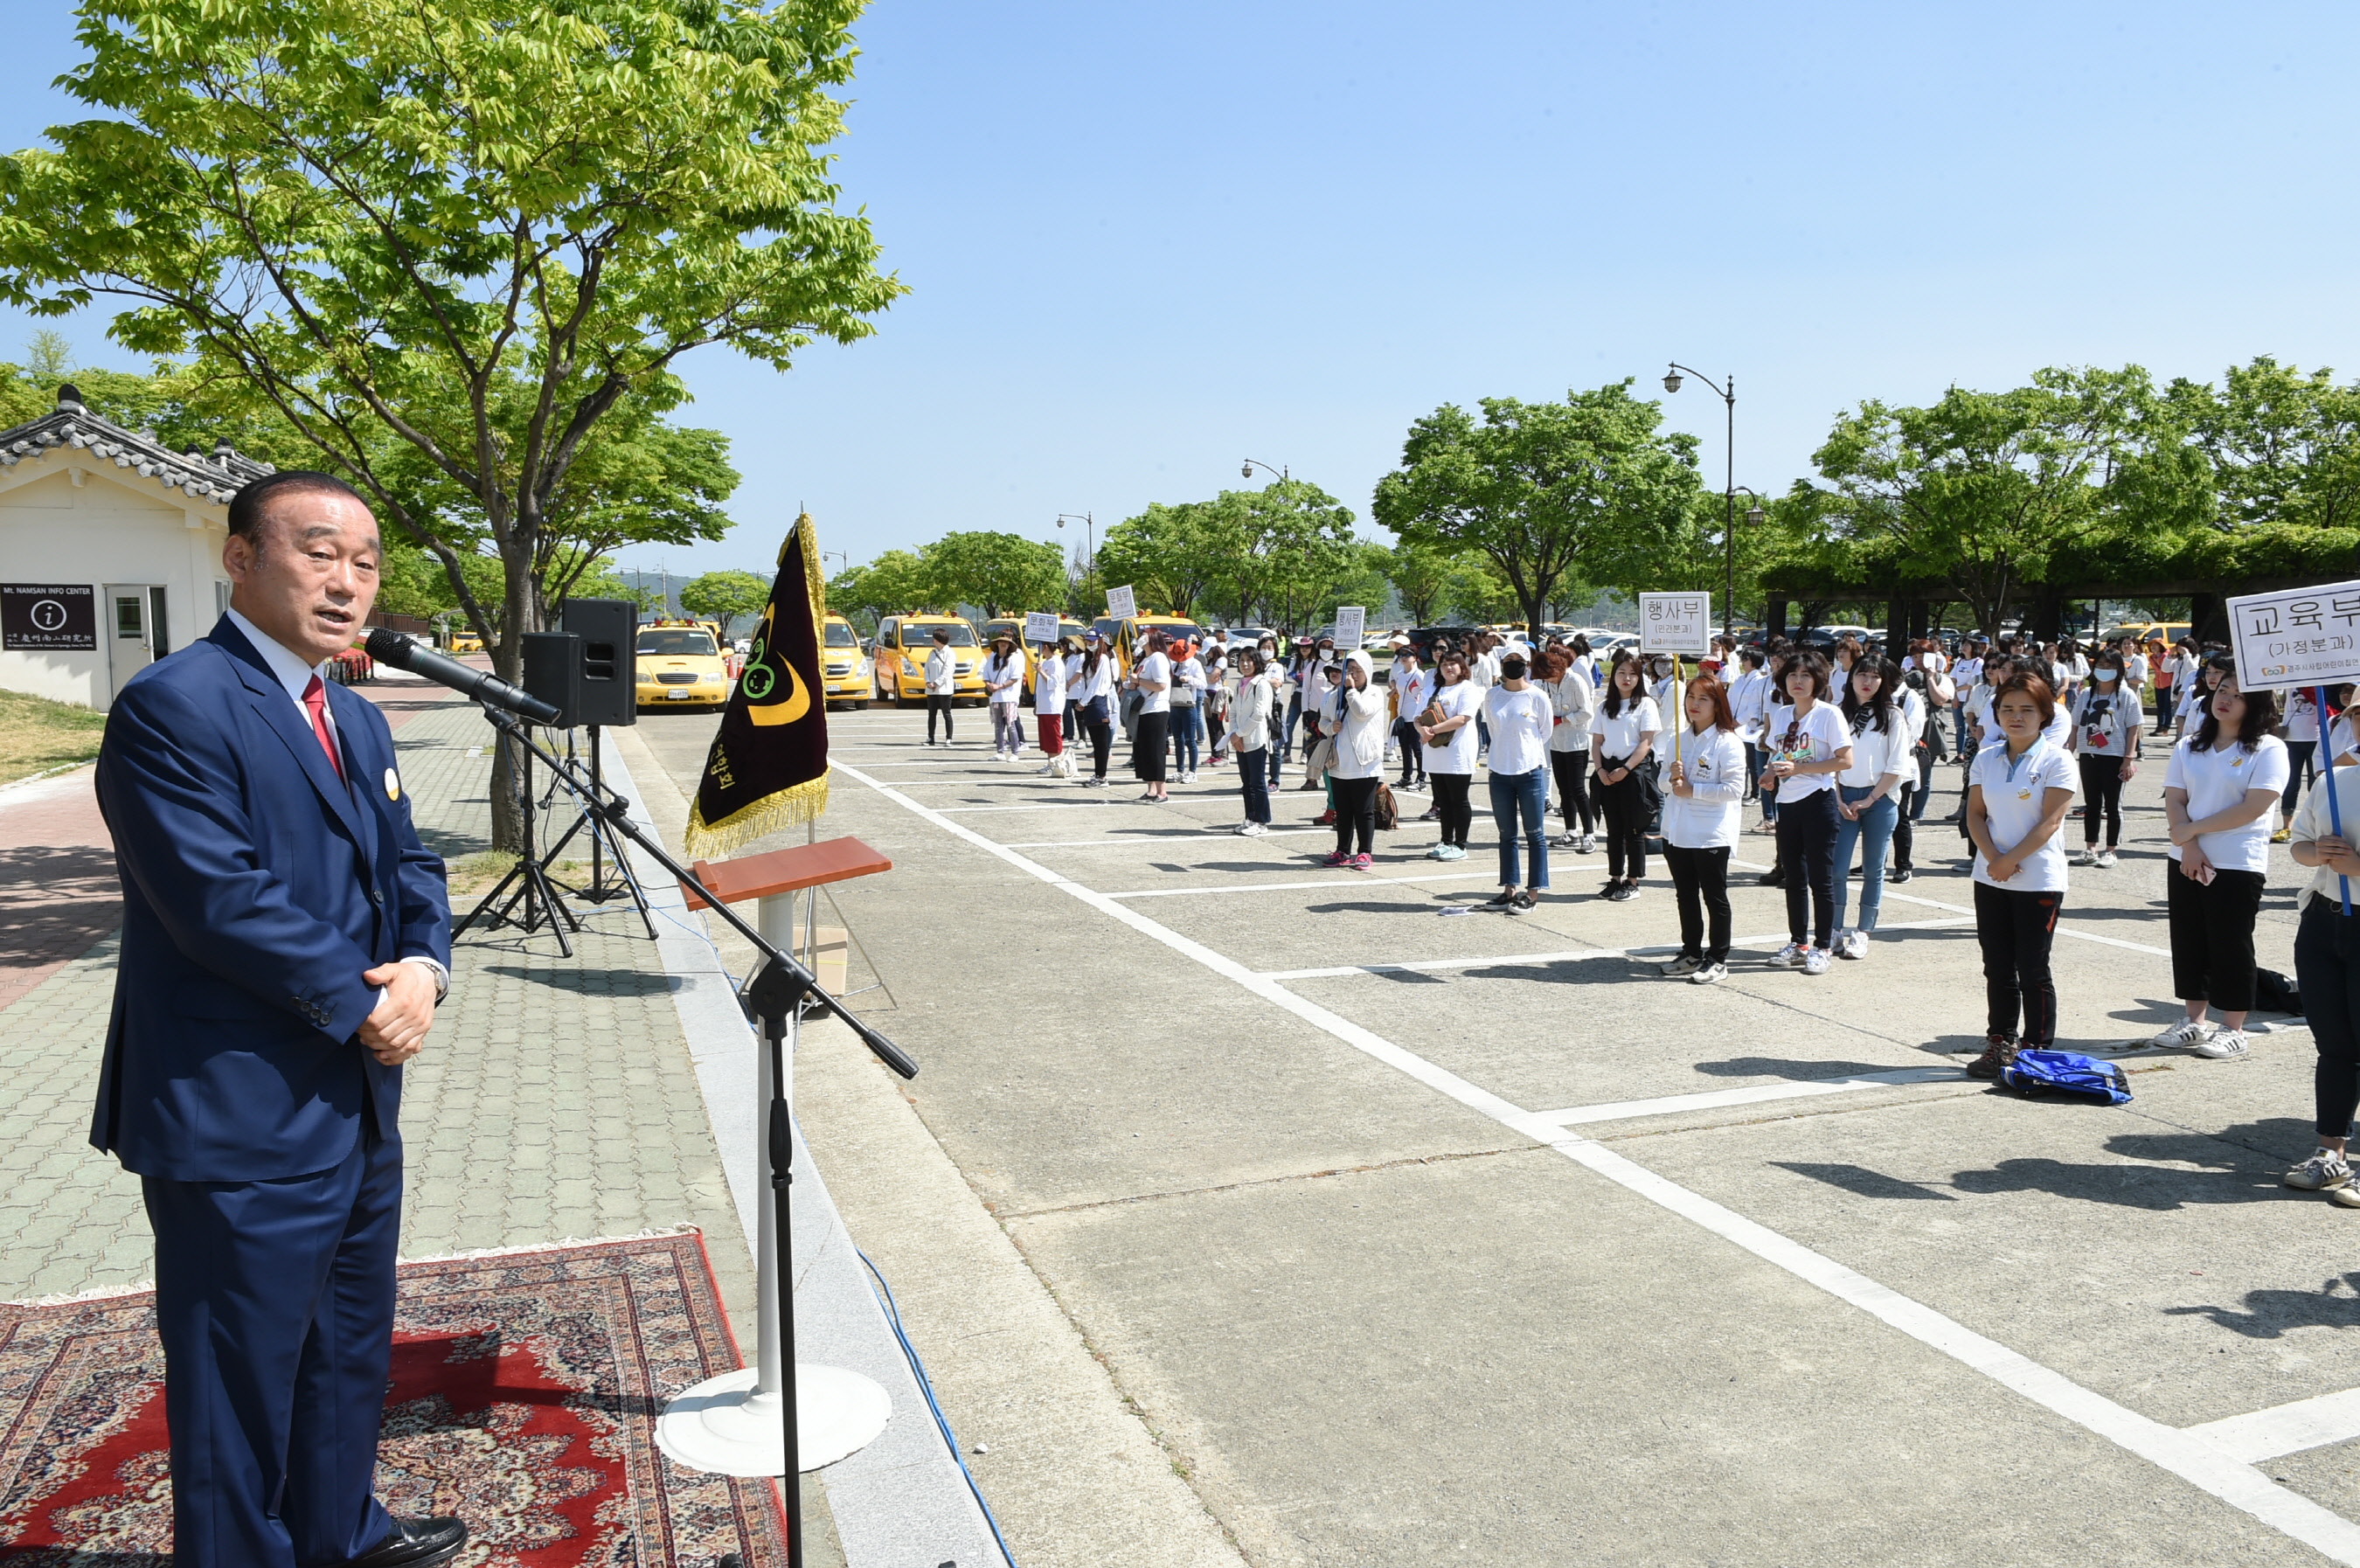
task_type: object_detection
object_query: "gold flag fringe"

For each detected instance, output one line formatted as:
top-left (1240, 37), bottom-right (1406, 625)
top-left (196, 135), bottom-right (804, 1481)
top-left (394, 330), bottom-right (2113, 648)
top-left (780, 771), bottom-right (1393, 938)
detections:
top-left (682, 512), bottom-right (832, 857)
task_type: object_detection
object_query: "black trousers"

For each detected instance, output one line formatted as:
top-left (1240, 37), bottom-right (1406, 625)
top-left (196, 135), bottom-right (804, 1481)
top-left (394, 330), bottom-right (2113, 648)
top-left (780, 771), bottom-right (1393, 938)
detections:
top-left (2079, 754), bottom-right (2127, 847)
top-left (1079, 703), bottom-right (1113, 779)
top-left (2297, 898), bottom-right (2360, 1138)
top-left (1431, 772), bottom-right (1474, 847)
top-left (1663, 843), bottom-right (1732, 961)
top-left (1776, 788), bottom-right (1839, 947)
top-left (1393, 721), bottom-right (1425, 785)
top-left (1892, 784), bottom-right (1915, 871)
top-left (2167, 857), bottom-right (2265, 1011)
top-left (1132, 710), bottom-right (1171, 782)
top-left (1593, 767), bottom-right (1649, 878)
top-left (1551, 749), bottom-right (1596, 834)
top-left (1333, 775), bottom-right (1379, 854)
top-left (925, 693), bottom-right (954, 741)
top-left (1975, 880), bottom-right (2060, 1044)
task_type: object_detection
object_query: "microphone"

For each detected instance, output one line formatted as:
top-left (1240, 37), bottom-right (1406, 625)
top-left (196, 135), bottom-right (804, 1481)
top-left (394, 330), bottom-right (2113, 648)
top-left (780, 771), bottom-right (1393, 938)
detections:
top-left (365, 630), bottom-right (562, 725)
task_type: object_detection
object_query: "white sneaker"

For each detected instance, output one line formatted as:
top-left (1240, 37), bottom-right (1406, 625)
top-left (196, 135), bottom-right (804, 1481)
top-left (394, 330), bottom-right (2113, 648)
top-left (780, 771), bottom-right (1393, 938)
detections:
top-left (1843, 929), bottom-right (1870, 960)
top-left (1036, 760), bottom-right (1057, 775)
top-left (1578, 833), bottom-right (1595, 854)
top-left (2095, 849), bottom-right (2117, 868)
top-left (1772, 942), bottom-right (1808, 968)
top-left (2068, 847), bottom-right (2095, 866)
top-left (1239, 821), bottom-right (1269, 837)
top-left (2192, 1028), bottom-right (2251, 1061)
top-left (1802, 947), bottom-right (1831, 975)
top-left (2147, 1017), bottom-right (2217, 1051)
top-left (1182, 770), bottom-right (1197, 783)
top-left (2286, 1148), bottom-right (2354, 1191)
top-left (1661, 954), bottom-right (1703, 978)
top-left (1426, 843), bottom-right (1448, 860)
top-left (1690, 961), bottom-right (1728, 985)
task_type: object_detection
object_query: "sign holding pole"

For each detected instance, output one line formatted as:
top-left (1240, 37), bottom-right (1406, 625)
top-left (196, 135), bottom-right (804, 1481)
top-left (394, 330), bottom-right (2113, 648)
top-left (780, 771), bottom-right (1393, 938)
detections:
top-left (1106, 584), bottom-right (1137, 621)
top-left (1332, 605), bottom-right (1366, 648)
top-left (1638, 592), bottom-right (1711, 658)
top-left (2228, 580), bottom-right (2360, 912)
top-left (1024, 610), bottom-right (1061, 646)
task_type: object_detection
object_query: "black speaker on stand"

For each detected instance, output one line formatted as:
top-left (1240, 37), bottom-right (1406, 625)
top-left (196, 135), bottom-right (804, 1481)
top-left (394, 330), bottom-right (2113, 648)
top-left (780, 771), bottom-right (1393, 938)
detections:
top-left (531, 602), bottom-right (656, 936)
top-left (455, 632), bottom-right (585, 953)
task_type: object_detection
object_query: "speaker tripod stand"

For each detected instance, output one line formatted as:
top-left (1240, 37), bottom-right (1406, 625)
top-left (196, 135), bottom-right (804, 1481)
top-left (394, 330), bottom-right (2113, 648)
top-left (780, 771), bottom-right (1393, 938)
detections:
top-left (454, 728), bottom-right (581, 956)
top-left (535, 725), bottom-right (657, 938)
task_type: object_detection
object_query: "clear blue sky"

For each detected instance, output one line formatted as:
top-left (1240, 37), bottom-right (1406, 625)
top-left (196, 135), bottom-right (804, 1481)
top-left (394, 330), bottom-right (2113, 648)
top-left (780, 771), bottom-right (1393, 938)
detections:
top-left (3, 2), bottom-right (2356, 584)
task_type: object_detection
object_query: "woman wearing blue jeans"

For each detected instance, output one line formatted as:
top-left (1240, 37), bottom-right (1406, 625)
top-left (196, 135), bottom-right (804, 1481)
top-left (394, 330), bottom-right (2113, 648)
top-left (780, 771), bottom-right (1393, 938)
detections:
top-left (1479, 652), bottom-right (1555, 913)
top-left (1830, 658), bottom-right (1914, 961)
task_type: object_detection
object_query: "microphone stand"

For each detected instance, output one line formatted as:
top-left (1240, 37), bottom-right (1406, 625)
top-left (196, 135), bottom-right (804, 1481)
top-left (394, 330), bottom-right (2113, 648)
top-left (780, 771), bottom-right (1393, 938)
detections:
top-left (473, 703), bottom-right (917, 1568)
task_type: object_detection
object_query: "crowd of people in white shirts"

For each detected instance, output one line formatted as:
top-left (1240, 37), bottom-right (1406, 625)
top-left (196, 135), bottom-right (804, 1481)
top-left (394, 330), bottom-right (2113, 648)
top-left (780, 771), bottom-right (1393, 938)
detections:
top-left (946, 616), bottom-right (2360, 1208)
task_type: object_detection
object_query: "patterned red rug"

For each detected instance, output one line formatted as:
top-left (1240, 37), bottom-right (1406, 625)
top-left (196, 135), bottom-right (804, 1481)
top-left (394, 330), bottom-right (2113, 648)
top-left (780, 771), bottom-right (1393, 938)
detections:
top-left (0, 1228), bottom-right (788, 1566)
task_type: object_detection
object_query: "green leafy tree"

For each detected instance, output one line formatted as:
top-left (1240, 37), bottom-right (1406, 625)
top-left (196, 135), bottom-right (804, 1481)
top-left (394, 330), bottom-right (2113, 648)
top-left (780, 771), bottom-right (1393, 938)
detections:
top-left (1218, 480), bottom-right (1361, 631)
top-left (828, 551), bottom-right (934, 624)
top-left (1372, 383), bottom-right (1703, 634)
top-left (1094, 503), bottom-right (1233, 619)
top-left (1380, 538), bottom-right (1461, 625)
top-left (680, 569), bottom-right (771, 636)
top-left (919, 531), bottom-right (1067, 617)
top-left (2169, 357), bottom-right (2360, 530)
top-left (0, 0), bottom-right (901, 847)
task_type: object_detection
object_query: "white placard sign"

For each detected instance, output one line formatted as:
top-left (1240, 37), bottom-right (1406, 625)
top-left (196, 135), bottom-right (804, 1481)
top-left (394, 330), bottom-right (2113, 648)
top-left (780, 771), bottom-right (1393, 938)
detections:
top-left (1106, 584), bottom-right (1137, 620)
top-left (1024, 610), bottom-right (1061, 645)
top-left (1333, 606), bottom-right (1366, 647)
top-left (2227, 580), bottom-right (2360, 692)
top-left (1638, 592), bottom-right (1711, 656)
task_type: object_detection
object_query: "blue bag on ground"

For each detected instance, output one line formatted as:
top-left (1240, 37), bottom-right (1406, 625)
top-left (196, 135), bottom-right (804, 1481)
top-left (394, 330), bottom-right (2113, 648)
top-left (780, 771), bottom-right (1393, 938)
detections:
top-left (1999, 1049), bottom-right (2131, 1105)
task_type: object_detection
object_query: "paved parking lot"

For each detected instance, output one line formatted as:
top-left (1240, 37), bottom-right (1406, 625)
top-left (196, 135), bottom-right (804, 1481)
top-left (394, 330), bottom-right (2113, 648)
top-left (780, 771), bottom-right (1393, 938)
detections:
top-left (638, 703), bottom-right (2360, 1566)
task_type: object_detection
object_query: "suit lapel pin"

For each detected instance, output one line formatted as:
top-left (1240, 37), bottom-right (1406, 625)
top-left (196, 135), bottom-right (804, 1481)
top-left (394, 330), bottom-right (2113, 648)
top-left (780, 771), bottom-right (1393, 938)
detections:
top-left (384, 767), bottom-right (400, 801)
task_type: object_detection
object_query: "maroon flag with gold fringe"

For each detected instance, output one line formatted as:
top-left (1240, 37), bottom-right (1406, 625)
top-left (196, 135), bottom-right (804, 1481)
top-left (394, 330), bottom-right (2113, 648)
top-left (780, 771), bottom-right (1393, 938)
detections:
top-left (685, 514), bottom-right (829, 854)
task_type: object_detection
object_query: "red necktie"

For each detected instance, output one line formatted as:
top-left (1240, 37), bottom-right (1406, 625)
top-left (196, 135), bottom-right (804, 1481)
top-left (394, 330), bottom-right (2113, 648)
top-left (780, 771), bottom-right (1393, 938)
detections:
top-left (302, 675), bottom-right (346, 782)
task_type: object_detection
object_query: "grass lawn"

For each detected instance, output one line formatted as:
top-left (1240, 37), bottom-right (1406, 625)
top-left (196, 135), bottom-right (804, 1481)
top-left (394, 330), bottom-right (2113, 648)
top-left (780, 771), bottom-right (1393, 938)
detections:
top-left (0, 689), bottom-right (107, 787)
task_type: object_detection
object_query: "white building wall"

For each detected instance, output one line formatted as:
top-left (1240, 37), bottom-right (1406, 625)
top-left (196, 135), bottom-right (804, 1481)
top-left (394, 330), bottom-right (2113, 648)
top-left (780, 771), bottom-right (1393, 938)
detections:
top-left (0, 459), bottom-right (230, 711)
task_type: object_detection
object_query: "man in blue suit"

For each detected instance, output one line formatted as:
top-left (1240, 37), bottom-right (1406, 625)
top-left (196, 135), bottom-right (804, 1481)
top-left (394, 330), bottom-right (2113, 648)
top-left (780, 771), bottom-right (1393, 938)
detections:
top-left (94, 470), bottom-right (467, 1568)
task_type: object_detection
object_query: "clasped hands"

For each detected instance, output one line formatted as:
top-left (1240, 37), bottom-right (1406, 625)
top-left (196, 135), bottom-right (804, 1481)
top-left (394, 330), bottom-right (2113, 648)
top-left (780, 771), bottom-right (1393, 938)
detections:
top-left (358, 961), bottom-right (438, 1065)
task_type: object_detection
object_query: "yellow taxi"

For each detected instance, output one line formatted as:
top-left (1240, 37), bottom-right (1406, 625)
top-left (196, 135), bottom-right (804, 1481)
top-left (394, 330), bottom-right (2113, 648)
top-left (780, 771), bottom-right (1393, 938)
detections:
top-left (447, 629), bottom-right (484, 655)
top-left (821, 613), bottom-right (872, 710)
top-left (873, 614), bottom-right (986, 704)
top-left (635, 621), bottom-right (733, 710)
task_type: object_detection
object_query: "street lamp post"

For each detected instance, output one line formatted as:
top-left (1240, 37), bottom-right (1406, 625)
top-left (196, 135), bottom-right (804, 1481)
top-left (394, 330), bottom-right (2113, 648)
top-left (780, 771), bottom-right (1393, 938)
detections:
top-left (1054, 512), bottom-right (1096, 566)
top-left (1662, 364), bottom-right (1766, 639)
top-left (1240, 458), bottom-right (1289, 482)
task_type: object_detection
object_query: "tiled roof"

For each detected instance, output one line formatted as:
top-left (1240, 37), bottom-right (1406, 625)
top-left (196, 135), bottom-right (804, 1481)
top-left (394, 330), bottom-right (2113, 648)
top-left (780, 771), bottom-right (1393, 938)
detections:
top-left (0, 385), bottom-right (274, 506)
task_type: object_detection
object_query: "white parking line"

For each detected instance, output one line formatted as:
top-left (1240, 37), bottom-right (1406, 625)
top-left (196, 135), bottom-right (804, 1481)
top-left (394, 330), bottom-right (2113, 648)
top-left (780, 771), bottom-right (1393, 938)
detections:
top-left (1002, 829), bottom-right (1329, 850)
top-left (1531, 1066), bottom-right (1967, 1127)
top-left (833, 756), bottom-right (2360, 1565)
top-left (2184, 1387), bottom-right (2360, 1464)
top-left (1260, 918), bottom-right (1977, 980)
top-left (932, 802), bottom-right (1119, 815)
top-left (1102, 871), bottom-right (1496, 899)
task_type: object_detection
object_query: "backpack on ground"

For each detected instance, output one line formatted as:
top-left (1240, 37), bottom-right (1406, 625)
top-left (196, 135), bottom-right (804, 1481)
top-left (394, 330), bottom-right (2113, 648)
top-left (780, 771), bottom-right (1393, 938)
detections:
top-left (2255, 968), bottom-right (2304, 1016)
top-left (1999, 1049), bottom-right (2131, 1106)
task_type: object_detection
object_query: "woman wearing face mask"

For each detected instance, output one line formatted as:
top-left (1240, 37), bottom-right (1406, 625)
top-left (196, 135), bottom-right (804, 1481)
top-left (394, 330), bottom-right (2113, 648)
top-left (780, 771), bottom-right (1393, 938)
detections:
top-left (1762, 650), bottom-right (1855, 972)
top-left (1066, 635), bottom-right (1117, 787)
top-left (1417, 650), bottom-right (1481, 861)
top-left (1541, 643), bottom-right (1597, 852)
top-left (2065, 652), bottom-right (2143, 867)
top-left (1321, 649), bottom-right (1389, 870)
top-left (1257, 638), bottom-right (1284, 787)
top-left (1592, 654), bottom-right (1661, 900)
top-left (1126, 628), bottom-right (1174, 803)
top-left (1963, 672), bottom-right (2079, 1079)
top-left (1225, 649), bottom-right (1277, 835)
top-left (1829, 658), bottom-right (1912, 960)
top-left (1297, 637), bottom-right (1339, 793)
top-left (2143, 667), bottom-right (2287, 1061)
top-left (1168, 638), bottom-right (1205, 782)
top-left (1661, 676), bottom-right (1746, 982)
top-left (1480, 649), bottom-right (1555, 912)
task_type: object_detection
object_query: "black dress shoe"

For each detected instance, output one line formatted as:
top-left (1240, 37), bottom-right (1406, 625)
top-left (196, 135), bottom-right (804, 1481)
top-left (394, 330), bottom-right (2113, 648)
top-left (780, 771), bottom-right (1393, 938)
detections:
top-left (346, 1517), bottom-right (468, 1568)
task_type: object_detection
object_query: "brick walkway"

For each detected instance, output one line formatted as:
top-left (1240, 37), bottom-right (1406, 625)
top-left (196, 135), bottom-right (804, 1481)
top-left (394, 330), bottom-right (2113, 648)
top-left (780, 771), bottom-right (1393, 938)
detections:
top-left (0, 693), bottom-right (751, 1321)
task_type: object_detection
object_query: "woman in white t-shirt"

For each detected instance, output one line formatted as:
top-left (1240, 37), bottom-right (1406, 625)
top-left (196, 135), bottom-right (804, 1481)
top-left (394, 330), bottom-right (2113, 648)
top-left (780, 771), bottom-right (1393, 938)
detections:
top-left (1031, 639), bottom-right (1071, 778)
top-left (1126, 630), bottom-right (1174, 802)
top-left (1592, 654), bottom-right (1661, 901)
top-left (1065, 635), bottom-right (1117, 786)
top-left (1761, 651), bottom-right (1855, 973)
top-left (1321, 649), bottom-right (1389, 870)
top-left (1415, 652), bottom-right (1482, 862)
top-left (1225, 649), bottom-right (1278, 835)
top-left (982, 636), bottom-right (1027, 760)
top-left (2281, 684), bottom-right (2323, 842)
top-left (1480, 649), bottom-right (1556, 912)
top-left (2148, 673), bottom-right (2289, 1061)
top-left (1661, 676), bottom-right (1747, 983)
top-left (2282, 751), bottom-right (2360, 1199)
top-left (1540, 644), bottom-right (1597, 853)
top-left (1963, 670), bottom-right (2079, 1079)
top-left (1829, 658), bottom-right (1915, 961)
top-left (1168, 641), bottom-right (1206, 783)
top-left (2065, 651), bottom-right (2143, 866)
